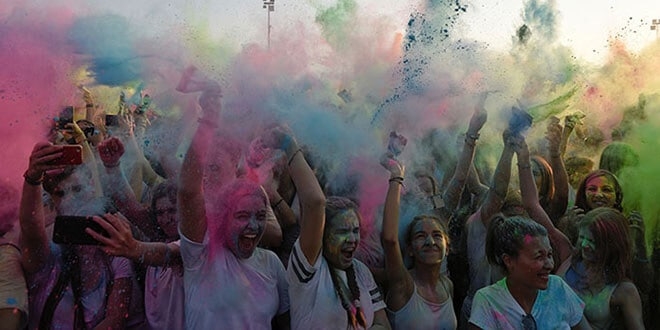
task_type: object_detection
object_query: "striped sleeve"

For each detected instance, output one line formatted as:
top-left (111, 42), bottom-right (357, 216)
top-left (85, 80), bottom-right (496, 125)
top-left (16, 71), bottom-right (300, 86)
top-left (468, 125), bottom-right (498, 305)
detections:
top-left (288, 239), bottom-right (317, 284)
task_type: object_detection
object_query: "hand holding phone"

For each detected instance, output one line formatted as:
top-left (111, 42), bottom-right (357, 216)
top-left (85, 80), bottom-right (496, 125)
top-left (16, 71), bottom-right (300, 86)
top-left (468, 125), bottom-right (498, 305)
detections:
top-left (48, 145), bottom-right (83, 166)
top-left (84, 213), bottom-right (140, 258)
top-left (53, 215), bottom-right (110, 245)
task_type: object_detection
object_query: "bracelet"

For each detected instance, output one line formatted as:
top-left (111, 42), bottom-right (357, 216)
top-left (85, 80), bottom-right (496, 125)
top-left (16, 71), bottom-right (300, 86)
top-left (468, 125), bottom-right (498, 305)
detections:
top-left (517, 163), bottom-right (531, 170)
top-left (23, 170), bottom-right (44, 186)
top-left (197, 117), bottom-right (219, 128)
top-left (86, 103), bottom-right (94, 108)
top-left (104, 161), bottom-right (120, 168)
top-left (466, 132), bottom-right (480, 140)
top-left (288, 148), bottom-right (303, 166)
top-left (629, 224), bottom-right (644, 232)
top-left (273, 198), bottom-right (285, 209)
top-left (389, 176), bottom-right (404, 187)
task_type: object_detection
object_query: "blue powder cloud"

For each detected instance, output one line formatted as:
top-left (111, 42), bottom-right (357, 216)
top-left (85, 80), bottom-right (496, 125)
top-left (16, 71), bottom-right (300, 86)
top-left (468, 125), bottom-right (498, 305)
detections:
top-left (69, 14), bottom-right (143, 86)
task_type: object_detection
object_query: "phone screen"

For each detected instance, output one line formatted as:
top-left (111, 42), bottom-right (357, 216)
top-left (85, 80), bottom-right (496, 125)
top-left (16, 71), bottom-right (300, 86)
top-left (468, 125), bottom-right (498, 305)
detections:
top-left (53, 215), bottom-right (109, 245)
top-left (58, 106), bottom-right (74, 129)
top-left (105, 114), bottom-right (119, 127)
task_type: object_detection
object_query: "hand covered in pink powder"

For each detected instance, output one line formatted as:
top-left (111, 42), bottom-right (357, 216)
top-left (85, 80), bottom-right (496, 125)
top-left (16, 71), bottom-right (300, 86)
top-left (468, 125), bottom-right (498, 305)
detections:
top-left (97, 136), bottom-right (125, 167)
top-left (380, 152), bottom-right (405, 178)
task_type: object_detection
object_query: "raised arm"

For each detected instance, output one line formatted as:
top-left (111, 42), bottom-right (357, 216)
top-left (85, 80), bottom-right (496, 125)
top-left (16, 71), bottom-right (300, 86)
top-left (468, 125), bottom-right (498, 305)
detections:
top-left (19, 143), bottom-right (67, 274)
top-left (514, 135), bottom-right (572, 264)
top-left (178, 88), bottom-right (222, 243)
top-left (479, 130), bottom-right (515, 228)
top-left (263, 128), bottom-right (325, 265)
top-left (97, 137), bottom-right (161, 239)
top-left (443, 93), bottom-right (488, 212)
top-left (67, 121), bottom-right (104, 198)
top-left (379, 153), bottom-right (414, 310)
top-left (545, 117), bottom-right (569, 221)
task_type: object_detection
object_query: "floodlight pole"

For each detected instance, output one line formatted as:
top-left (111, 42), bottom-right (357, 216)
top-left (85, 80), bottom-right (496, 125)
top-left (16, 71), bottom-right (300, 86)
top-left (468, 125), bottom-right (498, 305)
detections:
top-left (263, 0), bottom-right (275, 49)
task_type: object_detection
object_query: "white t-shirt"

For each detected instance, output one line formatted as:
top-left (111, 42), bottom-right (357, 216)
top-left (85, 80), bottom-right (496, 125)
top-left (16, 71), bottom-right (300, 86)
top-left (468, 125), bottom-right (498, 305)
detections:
top-left (0, 240), bottom-right (28, 328)
top-left (462, 209), bottom-right (504, 319)
top-left (144, 240), bottom-right (184, 330)
top-left (180, 231), bottom-right (289, 330)
top-left (27, 243), bottom-right (133, 330)
top-left (469, 275), bottom-right (585, 330)
top-left (287, 239), bottom-right (386, 329)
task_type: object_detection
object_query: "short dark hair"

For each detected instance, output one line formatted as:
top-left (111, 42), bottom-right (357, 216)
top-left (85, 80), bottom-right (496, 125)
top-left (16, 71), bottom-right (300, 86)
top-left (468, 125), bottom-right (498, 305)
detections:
top-left (486, 215), bottom-right (548, 272)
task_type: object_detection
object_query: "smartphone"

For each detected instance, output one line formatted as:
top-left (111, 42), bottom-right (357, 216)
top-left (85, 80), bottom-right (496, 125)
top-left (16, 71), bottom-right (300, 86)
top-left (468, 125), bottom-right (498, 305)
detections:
top-left (57, 106), bottom-right (74, 129)
top-left (50, 145), bottom-right (83, 166)
top-left (105, 114), bottom-right (119, 127)
top-left (53, 215), bottom-right (109, 245)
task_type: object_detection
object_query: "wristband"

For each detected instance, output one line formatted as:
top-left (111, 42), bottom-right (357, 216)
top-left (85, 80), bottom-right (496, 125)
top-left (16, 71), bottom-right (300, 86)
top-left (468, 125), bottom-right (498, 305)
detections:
top-left (466, 132), bottom-right (480, 140)
top-left (23, 170), bottom-right (44, 186)
top-left (288, 148), bottom-right (303, 166)
top-left (517, 163), bottom-right (531, 170)
top-left (389, 176), bottom-right (404, 187)
top-left (273, 198), bottom-right (285, 209)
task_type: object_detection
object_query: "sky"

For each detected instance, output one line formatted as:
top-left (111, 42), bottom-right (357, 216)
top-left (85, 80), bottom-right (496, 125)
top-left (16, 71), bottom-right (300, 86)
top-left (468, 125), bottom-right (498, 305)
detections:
top-left (30, 0), bottom-right (660, 65)
top-left (109, 0), bottom-right (660, 65)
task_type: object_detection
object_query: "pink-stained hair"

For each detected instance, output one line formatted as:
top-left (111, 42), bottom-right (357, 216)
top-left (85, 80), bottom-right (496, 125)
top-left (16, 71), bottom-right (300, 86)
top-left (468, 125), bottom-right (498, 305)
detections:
top-left (205, 178), bottom-right (269, 257)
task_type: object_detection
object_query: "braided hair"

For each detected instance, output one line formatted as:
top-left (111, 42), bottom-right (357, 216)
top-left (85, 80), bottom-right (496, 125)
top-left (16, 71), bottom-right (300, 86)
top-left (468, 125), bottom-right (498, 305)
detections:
top-left (325, 196), bottom-right (367, 328)
top-left (328, 264), bottom-right (367, 329)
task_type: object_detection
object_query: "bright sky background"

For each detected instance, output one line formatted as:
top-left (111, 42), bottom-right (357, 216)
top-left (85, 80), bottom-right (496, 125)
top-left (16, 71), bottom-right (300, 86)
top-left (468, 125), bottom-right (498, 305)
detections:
top-left (181, 0), bottom-right (660, 65)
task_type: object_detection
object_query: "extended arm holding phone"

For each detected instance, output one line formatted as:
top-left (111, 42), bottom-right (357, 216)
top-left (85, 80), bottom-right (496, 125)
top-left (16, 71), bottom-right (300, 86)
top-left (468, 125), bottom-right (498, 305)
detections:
top-left (19, 143), bottom-right (69, 274)
top-left (86, 213), bottom-right (182, 270)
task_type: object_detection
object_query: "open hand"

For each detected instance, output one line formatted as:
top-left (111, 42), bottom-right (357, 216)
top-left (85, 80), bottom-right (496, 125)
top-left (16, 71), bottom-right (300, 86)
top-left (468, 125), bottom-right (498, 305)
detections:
top-left (86, 213), bottom-right (139, 258)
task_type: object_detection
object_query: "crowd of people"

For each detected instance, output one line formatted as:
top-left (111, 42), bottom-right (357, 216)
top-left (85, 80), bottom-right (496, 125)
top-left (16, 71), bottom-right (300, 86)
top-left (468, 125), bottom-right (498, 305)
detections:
top-left (0, 72), bottom-right (658, 330)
